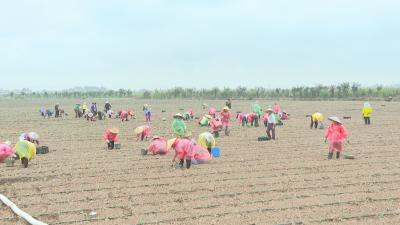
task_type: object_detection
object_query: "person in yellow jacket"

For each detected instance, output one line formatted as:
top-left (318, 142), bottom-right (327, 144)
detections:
top-left (197, 132), bottom-right (216, 154)
top-left (14, 140), bottom-right (36, 168)
top-left (310, 112), bottom-right (324, 129)
top-left (362, 102), bottom-right (373, 125)
top-left (82, 102), bottom-right (88, 115)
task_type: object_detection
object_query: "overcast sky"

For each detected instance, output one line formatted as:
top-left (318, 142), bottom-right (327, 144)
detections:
top-left (1, 0), bottom-right (399, 90)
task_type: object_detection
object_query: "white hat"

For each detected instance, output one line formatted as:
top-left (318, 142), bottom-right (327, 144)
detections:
top-left (328, 116), bottom-right (342, 124)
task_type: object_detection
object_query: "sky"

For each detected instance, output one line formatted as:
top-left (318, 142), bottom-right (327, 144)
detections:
top-left (1, 0), bottom-right (399, 91)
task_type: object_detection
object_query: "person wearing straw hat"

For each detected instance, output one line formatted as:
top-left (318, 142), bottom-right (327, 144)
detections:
top-left (103, 128), bottom-right (119, 150)
top-left (265, 108), bottom-right (276, 140)
top-left (199, 114), bottom-right (212, 127)
top-left (197, 132), bottom-right (216, 154)
top-left (209, 117), bottom-right (223, 138)
top-left (362, 102), bottom-right (373, 125)
top-left (168, 137), bottom-right (194, 169)
top-left (325, 116), bottom-right (348, 159)
top-left (208, 107), bottom-right (217, 118)
top-left (119, 110), bottom-right (129, 122)
top-left (310, 112), bottom-right (324, 129)
top-left (135, 125), bottom-right (151, 141)
top-left (220, 106), bottom-right (232, 136)
top-left (14, 140), bottom-right (36, 168)
top-left (172, 113), bottom-right (187, 137)
top-left (148, 136), bottom-right (168, 155)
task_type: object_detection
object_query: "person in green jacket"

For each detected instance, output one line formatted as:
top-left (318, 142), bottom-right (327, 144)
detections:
top-left (172, 113), bottom-right (188, 137)
top-left (252, 101), bottom-right (262, 127)
top-left (74, 103), bottom-right (81, 118)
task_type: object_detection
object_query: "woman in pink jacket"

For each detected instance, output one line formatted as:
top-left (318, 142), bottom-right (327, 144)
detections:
top-left (236, 112), bottom-right (246, 126)
top-left (148, 136), bottom-right (167, 155)
top-left (0, 142), bottom-right (15, 163)
top-left (119, 110), bottom-right (129, 122)
top-left (103, 128), bottom-right (119, 150)
top-left (168, 138), bottom-right (194, 169)
top-left (210, 118), bottom-right (223, 137)
top-left (220, 107), bottom-right (232, 136)
top-left (208, 107), bottom-right (216, 118)
top-left (325, 117), bottom-right (348, 159)
top-left (191, 145), bottom-right (212, 164)
top-left (135, 125), bottom-right (151, 141)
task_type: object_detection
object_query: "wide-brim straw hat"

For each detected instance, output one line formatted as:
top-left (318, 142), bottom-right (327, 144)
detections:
top-left (174, 113), bottom-right (183, 118)
top-left (266, 108), bottom-right (273, 112)
top-left (205, 115), bottom-right (212, 119)
top-left (4, 141), bottom-right (11, 146)
top-left (152, 135), bottom-right (161, 140)
top-left (28, 132), bottom-right (39, 140)
top-left (167, 138), bottom-right (177, 150)
top-left (328, 116), bottom-right (342, 124)
top-left (223, 106), bottom-right (230, 111)
top-left (134, 126), bottom-right (144, 134)
top-left (110, 128), bottom-right (119, 134)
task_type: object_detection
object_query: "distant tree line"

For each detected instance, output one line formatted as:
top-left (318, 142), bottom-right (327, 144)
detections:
top-left (5, 83), bottom-right (400, 100)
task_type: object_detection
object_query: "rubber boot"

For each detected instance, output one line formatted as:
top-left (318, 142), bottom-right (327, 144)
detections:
top-left (21, 157), bottom-right (29, 168)
top-left (186, 159), bottom-right (192, 169)
top-left (328, 152), bottom-right (333, 160)
top-left (179, 159), bottom-right (184, 168)
top-left (336, 152), bottom-right (340, 159)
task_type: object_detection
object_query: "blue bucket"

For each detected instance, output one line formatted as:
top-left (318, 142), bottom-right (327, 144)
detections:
top-left (211, 147), bottom-right (221, 157)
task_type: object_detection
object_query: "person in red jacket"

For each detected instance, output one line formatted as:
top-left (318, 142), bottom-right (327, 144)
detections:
top-left (210, 118), bottom-right (223, 137)
top-left (148, 136), bottom-right (168, 155)
top-left (220, 106), bottom-right (232, 136)
top-left (168, 138), bottom-right (194, 169)
top-left (325, 117), bottom-right (349, 159)
top-left (103, 128), bottom-right (119, 150)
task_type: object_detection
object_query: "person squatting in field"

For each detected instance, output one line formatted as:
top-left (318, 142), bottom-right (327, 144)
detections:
top-left (0, 141), bottom-right (15, 163)
top-left (362, 102), bottom-right (373, 125)
top-left (119, 110), bottom-right (129, 122)
top-left (310, 112), bottom-right (324, 129)
top-left (199, 114), bottom-right (212, 127)
top-left (135, 125), bottom-right (151, 141)
top-left (172, 113), bottom-right (188, 137)
top-left (209, 116), bottom-right (223, 138)
top-left (265, 108), bottom-right (276, 140)
top-left (197, 132), bottom-right (216, 154)
top-left (14, 140), bottom-right (37, 168)
top-left (148, 136), bottom-right (168, 155)
top-left (208, 107), bottom-right (216, 118)
top-left (325, 117), bottom-right (348, 159)
top-left (103, 128), bottom-right (119, 150)
top-left (168, 137), bottom-right (193, 169)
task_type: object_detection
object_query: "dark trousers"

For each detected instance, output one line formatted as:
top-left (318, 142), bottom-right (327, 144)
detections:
top-left (107, 141), bottom-right (115, 150)
top-left (310, 117), bottom-right (318, 129)
top-left (55, 110), bottom-right (60, 118)
top-left (242, 117), bottom-right (247, 127)
top-left (364, 117), bottom-right (371, 125)
top-left (179, 159), bottom-right (192, 169)
top-left (253, 116), bottom-right (259, 127)
top-left (266, 123), bottom-right (275, 140)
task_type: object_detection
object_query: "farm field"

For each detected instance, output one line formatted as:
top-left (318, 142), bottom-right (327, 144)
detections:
top-left (1, 98), bottom-right (400, 225)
